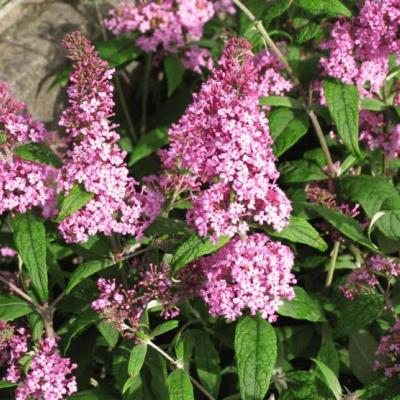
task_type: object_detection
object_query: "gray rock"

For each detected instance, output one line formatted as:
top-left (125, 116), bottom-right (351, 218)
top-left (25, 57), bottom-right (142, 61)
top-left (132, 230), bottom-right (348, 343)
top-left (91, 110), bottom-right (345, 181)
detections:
top-left (0, 0), bottom-right (117, 127)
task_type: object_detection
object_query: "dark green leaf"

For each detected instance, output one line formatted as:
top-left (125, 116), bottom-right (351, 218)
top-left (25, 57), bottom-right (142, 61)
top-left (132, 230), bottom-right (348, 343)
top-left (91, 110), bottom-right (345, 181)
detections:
top-left (235, 316), bottom-right (277, 400)
top-left (311, 359), bottom-right (342, 400)
top-left (305, 203), bottom-right (376, 250)
top-left (338, 176), bottom-right (400, 239)
top-left (280, 371), bottom-right (319, 400)
top-left (13, 142), bottom-right (62, 167)
top-left (171, 234), bottom-right (230, 274)
top-left (97, 320), bottom-right (119, 348)
top-left (59, 309), bottom-right (99, 352)
top-left (152, 320), bottom-right (179, 337)
top-left (12, 212), bottom-right (48, 302)
top-left (270, 108), bottom-right (309, 157)
top-left (146, 218), bottom-right (192, 236)
top-left (264, 0), bottom-right (292, 26)
top-left (278, 286), bottom-right (325, 322)
top-left (318, 325), bottom-right (339, 376)
top-left (164, 55), bottom-right (185, 97)
top-left (295, 22), bottom-right (322, 43)
top-left (324, 80), bottom-right (360, 155)
top-left (56, 184), bottom-right (94, 222)
top-left (349, 330), bottom-right (381, 384)
top-left (128, 343), bottom-right (147, 378)
top-left (194, 333), bottom-right (221, 397)
top-left (129, 128), bottom-right (168, 165)
top-left (66, 258), bottom-right (115, 294)
top-left (0, 380), bottom-right (17, 389)
top-left (167, 369), bottom-right (194, 400)
top-left (281, 160), bottom-right (327, 183)
top-left (0, 295), bottom-right (34, 321)
top-left (266, 216), bottom-right (328, 251)
top-left (334, 294), bottom-right (384, 338)
top-left (96, 35), bottom-right (140, 67)
top-left (322, 0), bottom-right (352, 17)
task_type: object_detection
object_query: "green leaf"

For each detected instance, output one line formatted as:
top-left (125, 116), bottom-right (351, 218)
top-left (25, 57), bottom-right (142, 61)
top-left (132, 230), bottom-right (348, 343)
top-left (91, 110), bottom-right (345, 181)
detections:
top-left (270, 108), bottom-right (309, 157)
top-left (129, 128), bottom-right (168, 165)
top-left (171, 234), bottom-right (230, 274)
top-left (146, 218), bottom-right (192, 236)
top-left (279, 371), bottom-right (319, 399)
top-left (334, 294), bottom-right (384, 338)
top-left (260, 96), bottom-right (303, 109)
top-left (164, 55), bottom-right (185, 97)
top-left (311, 359), bottom-right (342, 400)
top-left (56, 184), bottom-right (94, 222)
top-left (152, 320), bottom-right (179, 337)
top-left (295, 22), bottom-right (322, 43)
top-left (147, 348), bottom-right (169, 400)
top-left (305, 203), bottom-right (376, 250)
top-left (295, 0), bottom-right (324, 13)
top-left (12, 212), bottom-right (48, 302)
top-left (318, 325), bottom-right (339, 376)
top-left (0, 380), bottom-right (17, 389)
top-left (322, 0), bottom-right (352, 17)
top-left (278, 286), bottom-right (325, 322)
top-left (324, 80), bottom-right (360, 155)
top-left (338, 176), bottom-right (399, 216)
top-left (281, 160), bottom-right (327, 183)
top-left (361, 97), bottom-right (388, 111)
top-left (264, 0), bottom-right (292, 26)
top-left (128, 343), bottom-right (147, 378)
top-left (96, 35), bottom-right (140, 67)
top-left (349, 330), bottom-right (381, 384)
top-left (194, 333), bottom-right (221, 397)
top-left (66, 258), bottom-right (115, 294)
top-left (97, 320), bottom-right (119, 348)
top-left (0, 295), bottom-right (34, 321)
top-left (13, 142), bottom-right (62, 167)
top-left (167, 369), bottom-right (194, 400)
top-left (235, 316), bottom-right (277, 400)
top-left (265, 216), bottom-right (328, 251)
top-left (338, 176), bottom-right (400, 240)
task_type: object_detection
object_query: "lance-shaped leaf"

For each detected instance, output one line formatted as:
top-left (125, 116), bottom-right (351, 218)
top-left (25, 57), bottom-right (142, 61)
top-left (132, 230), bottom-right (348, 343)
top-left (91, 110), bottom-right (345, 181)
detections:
top-left (235, 316), bottom-right (277, 400)
top-left (324, 80), bottom-right (360, 155)
top-left (12, 212), bottom-right (48, 302)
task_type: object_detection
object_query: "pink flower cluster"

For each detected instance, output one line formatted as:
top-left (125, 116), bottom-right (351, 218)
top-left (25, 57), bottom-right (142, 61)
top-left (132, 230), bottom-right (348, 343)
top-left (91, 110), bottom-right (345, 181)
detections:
top-left (375, 320), bottom-right (400, 377)
top-left (321, 0), bottom-right (400, 96)
top-left (105, 0), bottom-right (234, 72)
top-left (0, 83), bottom-right (56, 218)
top-left (341, 255), bottom-right (400, 300)
top-left (186, 234), bottom-right (296, 321)
top-left (15, 337), bottom-right (77, 400)
top-left (159, 38), bottom-right (292, 240)
top-left (92, 263), bottom-right (179, 336)
top-left (1, 322), bottom-right (77, 399)
top-left (57, 31), bottom-right (162, 243)
top-left (0, 321), bottom-right (30, 383)
top-left (359, 111), bottom-right (400, 159)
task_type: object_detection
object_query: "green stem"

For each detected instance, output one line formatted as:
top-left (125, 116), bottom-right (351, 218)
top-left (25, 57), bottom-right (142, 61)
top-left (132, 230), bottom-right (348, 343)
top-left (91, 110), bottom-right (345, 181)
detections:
top-left (325, 241), bottom-right (340, 288)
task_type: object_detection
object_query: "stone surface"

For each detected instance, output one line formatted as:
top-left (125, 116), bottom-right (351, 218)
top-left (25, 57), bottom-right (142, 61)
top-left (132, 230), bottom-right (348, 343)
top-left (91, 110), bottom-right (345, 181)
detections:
top-left (0, 0), bottom-right (117, 127)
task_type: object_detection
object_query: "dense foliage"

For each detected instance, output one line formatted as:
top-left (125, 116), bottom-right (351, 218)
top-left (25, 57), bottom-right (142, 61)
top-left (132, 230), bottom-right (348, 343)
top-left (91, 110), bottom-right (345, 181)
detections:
top-left (1, 0), bottom-right (400, 399)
